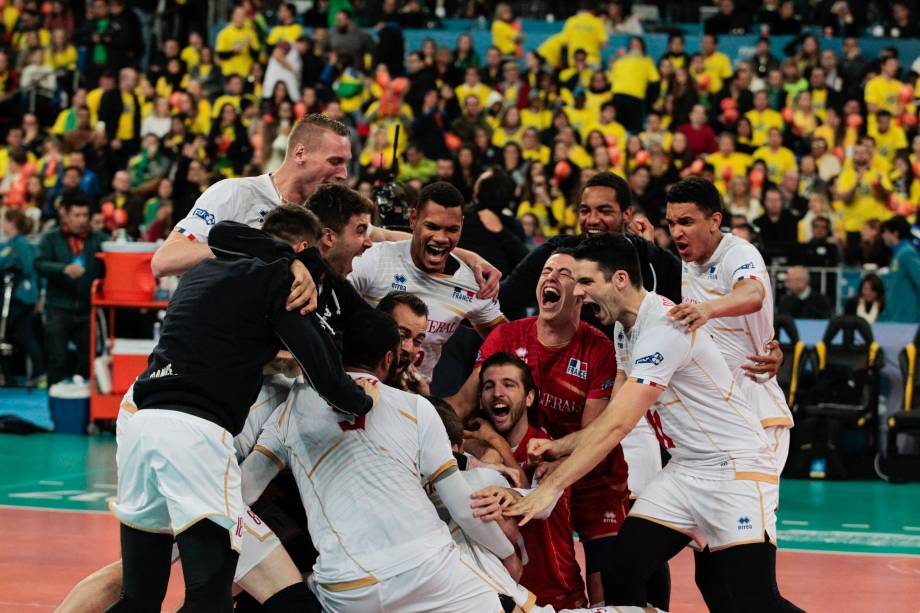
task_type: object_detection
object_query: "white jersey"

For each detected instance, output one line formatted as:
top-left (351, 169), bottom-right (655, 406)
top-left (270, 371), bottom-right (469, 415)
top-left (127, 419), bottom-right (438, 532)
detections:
top-left (175, 174), bottom-right (279, 242)
top-left (253, 374), bottom-right (459, 587)
top-left (348, 241), bottom-right (504, 379)
top-left (614, 291), bottom-right (776, 482)
top-left (233, 374), bottom-right (296, 461)
top-left (681, 233), bottom-right (793, 429)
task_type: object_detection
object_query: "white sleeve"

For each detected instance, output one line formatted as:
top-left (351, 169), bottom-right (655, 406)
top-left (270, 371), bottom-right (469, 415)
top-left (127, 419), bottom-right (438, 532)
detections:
top-left (173, 179), bottom-right (245, 243)
top-left (721, 242), bottom-right (769, 293)
top-left (628, 318), bottom-right (692, 389)
top-left (417, 396), bottom-right (460, 486)
top-left (467, 294), bottom-right (505, 327)
top-left (346, 242), bottom-right (382, 298)
top-left (511, 481), bottom-right (563, 521)
top-left (241, 419), bottom-right (288, 505)
top-left (434, 470), bottom-right (515, 559)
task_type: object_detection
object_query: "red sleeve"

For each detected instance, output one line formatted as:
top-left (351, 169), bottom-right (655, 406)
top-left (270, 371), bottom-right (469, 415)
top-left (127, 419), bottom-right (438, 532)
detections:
top-left (586, 327), bottom-right (617, 399)
top-left (473, 321), bottom-right (512, 369)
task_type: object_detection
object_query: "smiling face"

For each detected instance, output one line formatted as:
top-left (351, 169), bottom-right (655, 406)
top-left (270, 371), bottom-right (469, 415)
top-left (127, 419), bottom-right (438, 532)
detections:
top-left (666, 201), bottom-right (723, 264)
top-left (409, 200), bottom-right (463, 273)
top-left (293, 129), bottom-right (351, 199)
top-left (391, 303), bottom-right (427, 373)
top-left (578, 185), bottom-right (630, 237)
top-left (536, 252), bottom-right (580, 324)
top-left (573, 259), bottom-right (624, 326)
top-left (480, 363), bottom-right (533, 435)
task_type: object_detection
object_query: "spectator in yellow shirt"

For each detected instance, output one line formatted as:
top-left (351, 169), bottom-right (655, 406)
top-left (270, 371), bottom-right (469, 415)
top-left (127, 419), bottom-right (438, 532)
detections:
top-left (868, 110), bottom-right (908, 164)
top-left (700, 33), bottom-right (733, 93)
top-left (181, 31), bottom-right (205, 71)
top-left (455, 67), bottom-right (494, 109)
top-left (753, 127), bottom-right (796, 185)
top-left (581, 101), bottom-right (627, 154)
top-left (560, 49), bottom-right (593, 91)
top-left (707, 133), bottom-right (752, 194)
top-left (562, 1), bottom-right (608, 67)
top-left (491, 3), bottom-right (522, 58)
top-left (491, 106), bottom-right (525, 148)
top-left (520, 127), bottom-right (550, 165)
top-left (267, 3), bottom-right (303, 47)
top-left (215, 6), bottom-right (260, 78)
top-left (744, 89), bottom-right (783, 147)
top-left (610, 37), bottom-right (660, 133)
top-left (865, 56), bottom-right (906, 119)
top-left (836, 144), bottom-right (894, 236)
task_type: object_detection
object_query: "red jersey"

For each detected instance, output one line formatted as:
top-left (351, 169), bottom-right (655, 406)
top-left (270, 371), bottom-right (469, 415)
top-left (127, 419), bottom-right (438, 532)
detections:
top-left (513, 425), bottom-right (587, 609)
top-left (476, 317), bottom-right (628, 486)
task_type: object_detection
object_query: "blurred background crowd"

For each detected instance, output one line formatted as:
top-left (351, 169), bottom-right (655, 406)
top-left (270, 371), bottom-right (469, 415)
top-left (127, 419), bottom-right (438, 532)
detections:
top-left (0, 0), bottom-right (918, 388)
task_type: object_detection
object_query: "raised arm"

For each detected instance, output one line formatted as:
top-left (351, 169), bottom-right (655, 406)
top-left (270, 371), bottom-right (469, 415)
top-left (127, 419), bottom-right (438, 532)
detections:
top-left (151, 228), bottom-right (216, 277)
top-left (506, 380), bottom-right (661, 525)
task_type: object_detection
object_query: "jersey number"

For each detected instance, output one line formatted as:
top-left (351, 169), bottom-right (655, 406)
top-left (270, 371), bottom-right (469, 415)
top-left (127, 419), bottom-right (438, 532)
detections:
top-left (646, 409), bottom-right (675, 449)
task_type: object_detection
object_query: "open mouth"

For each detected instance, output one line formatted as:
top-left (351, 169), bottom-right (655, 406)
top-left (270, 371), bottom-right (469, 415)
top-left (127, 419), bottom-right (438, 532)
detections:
top-left (674, 239), bottom-right (689, 255)
top-left (584, 227), bottom-right (605, 236)
top-left (541, 286), bottom-right (561, 305)
top-left (491, 403), bottom-right (511, 419)
top-left (425, 244), bottom-right (448, 259)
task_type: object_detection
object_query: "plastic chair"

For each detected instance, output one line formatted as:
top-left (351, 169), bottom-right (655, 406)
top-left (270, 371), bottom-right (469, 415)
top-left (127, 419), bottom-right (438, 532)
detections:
top-left (878, 325), bottom-right (920, 482)
top-left (773, 314), bottom-right (806, 408)
top-left (791, 315), bottom-right (884, 479)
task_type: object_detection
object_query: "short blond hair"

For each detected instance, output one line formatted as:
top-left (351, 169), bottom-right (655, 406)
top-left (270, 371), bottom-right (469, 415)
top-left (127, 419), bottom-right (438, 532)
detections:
top-left (287, 113), bottom-right (350, 156)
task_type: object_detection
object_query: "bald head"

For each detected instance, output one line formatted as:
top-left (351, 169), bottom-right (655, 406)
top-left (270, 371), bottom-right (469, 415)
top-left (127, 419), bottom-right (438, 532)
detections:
top-left (784, 266), bottom-right (809, 295)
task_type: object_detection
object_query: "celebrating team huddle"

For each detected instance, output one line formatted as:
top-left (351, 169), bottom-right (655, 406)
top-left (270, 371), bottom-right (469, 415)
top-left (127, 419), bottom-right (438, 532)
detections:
top-left (56, 115), bottom-right (803, 613)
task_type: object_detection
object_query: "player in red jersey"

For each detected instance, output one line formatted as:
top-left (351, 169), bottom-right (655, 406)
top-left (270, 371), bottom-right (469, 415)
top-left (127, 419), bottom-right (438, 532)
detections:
top-left (466, 352), bottom-right (588, 610)
top-left (450, 250), bottom-right (628, 605)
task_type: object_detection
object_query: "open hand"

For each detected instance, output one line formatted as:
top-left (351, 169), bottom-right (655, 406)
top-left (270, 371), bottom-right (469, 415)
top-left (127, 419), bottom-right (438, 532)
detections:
top-left (287, 259), bottom-right (317, 314)
top-left (668, 301), bottom-right (714, 332)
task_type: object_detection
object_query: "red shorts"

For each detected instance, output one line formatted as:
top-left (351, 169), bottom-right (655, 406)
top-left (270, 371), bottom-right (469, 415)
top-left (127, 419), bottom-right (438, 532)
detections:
top-left (571, 478), bottom-right (630, 541)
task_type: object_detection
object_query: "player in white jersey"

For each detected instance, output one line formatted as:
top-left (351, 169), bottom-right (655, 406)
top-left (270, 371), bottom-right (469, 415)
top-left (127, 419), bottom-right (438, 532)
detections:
top-left (508, 234), bottom-right (803, 613)
top-left (348, 182), bottom-right (507, 381)
top-left (241, 311), bottom-right (515, 612)
top-left (664, 177), bottom-right (793, 470)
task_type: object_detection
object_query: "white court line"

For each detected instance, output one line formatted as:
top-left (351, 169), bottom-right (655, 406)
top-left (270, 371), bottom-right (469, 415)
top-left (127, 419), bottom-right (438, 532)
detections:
top-left (779, 529), bottom-right (920, 550)
top-left (842, 523), bottom-right (871, 529)
top-left (38, 480), bottom-right (63, 486)
top-left (904, 526), bottom-right (920, 532)
top-left (0, 503), bottom-right (111, 515)
top-left (781, 520), bottom-right (809, 526)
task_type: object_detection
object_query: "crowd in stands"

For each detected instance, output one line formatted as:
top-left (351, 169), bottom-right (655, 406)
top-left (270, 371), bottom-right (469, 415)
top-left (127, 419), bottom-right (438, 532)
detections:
top-left (0, 0), bottom-right (918, 388)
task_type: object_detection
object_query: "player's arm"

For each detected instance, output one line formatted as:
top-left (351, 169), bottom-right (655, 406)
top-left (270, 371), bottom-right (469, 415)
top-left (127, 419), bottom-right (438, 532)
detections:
top-left (464, 417), bottom-right (527, 485)
top-left (473, 315), bottom-right (508, 339)
top-left (240, 448), bottom-right (283, 505)
top-left (433, 469), bottom-right (516, 560)
top-left (150, 228), bottom-right (215, 277)
top-left (273, 310), bottom-right (372, 416)
top-left (506, 381), bottom-right (661, 525)
top-left (446, 365), bottom-right (481, 420)
top-left (668, 278), bottom-right (765, 332)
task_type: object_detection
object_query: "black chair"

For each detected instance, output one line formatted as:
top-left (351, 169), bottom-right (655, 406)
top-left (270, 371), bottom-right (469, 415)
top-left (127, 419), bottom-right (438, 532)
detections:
top-left (773, 314), bottom-right (806, 408)
top-left (790, 316), bottom-right (883, 479)
top-left (878, 325), bottom-right (920, 482)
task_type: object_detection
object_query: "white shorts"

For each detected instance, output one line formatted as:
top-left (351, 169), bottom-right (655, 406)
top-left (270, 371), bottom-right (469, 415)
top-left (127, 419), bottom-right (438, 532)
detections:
top-left (629, 464), bottom-right (778, 552)
top-left (111, 409), bottom-right (244, 552)
top-left (311, 544), bottom-right (503, 613)
top-left (234, 507), bottom-right (283, 582)
top-left (621, 418), bottom-right (662, 498)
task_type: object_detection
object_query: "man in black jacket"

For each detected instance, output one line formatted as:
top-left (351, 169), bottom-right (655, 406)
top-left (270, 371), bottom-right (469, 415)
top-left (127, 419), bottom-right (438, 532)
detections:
top-left (109, 205), bottom-right (373, 613)
top-left (98, 67), bottom-right (141, 168)
top-left (500, 172), bottom-right (683, 324)
top-left (457, 168), bottom-right (529, 278)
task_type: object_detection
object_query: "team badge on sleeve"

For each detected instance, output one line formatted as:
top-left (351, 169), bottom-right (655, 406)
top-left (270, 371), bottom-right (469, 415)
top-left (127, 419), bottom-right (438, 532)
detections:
top-left (635, 352), bottom-right (664, 366)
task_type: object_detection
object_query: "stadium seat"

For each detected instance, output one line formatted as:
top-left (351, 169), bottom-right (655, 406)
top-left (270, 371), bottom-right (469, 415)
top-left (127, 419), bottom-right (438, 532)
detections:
top-left (773, 314), bottom-right (805, 408)
top-left (789, 316), bottom-right (884, 480)
top-left (877, 326), bottom-right (920, 482)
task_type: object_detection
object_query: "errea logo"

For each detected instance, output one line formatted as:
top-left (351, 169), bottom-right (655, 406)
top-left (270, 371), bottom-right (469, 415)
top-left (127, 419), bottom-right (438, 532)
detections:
top-left (391, 273), bottom-right (408, 291)
top-left (738, 516), bottom-right (753, 530)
